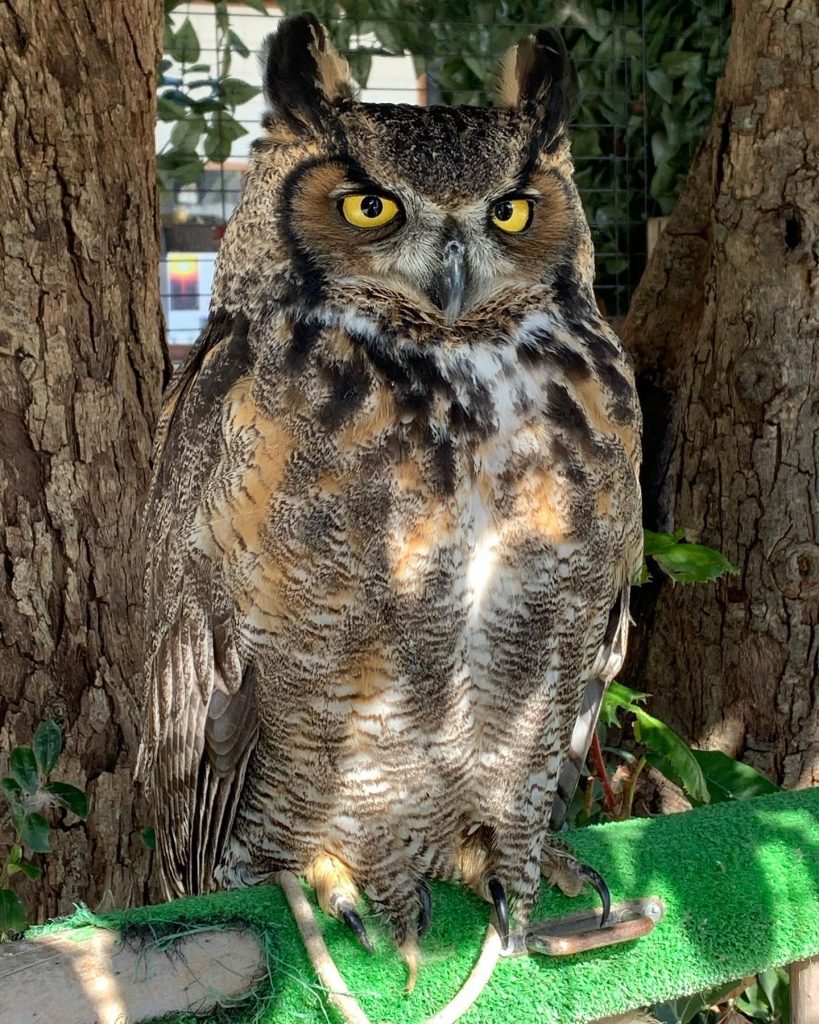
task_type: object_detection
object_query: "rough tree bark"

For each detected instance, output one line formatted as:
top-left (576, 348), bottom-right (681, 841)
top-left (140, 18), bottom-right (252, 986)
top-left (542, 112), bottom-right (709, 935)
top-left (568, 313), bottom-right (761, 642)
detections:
top-left (623, 0), bottom-right (819, 787)
top-left (0, 1), bottom-right (166, 917)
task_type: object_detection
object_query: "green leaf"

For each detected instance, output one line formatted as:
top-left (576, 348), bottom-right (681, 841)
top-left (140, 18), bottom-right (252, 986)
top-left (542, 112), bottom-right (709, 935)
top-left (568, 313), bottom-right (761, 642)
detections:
top-left (9, 747), bottom-right (39, 794)
top-left (169, 17), bottom-right (200, 65)
top-left (654, 979), bottom-right (746, 1024)
top-left (141, 826), bottom-right (157, 850)
top-left (33, 720), bottom-right (62, 777)
top-left (240, 0), bottom-right (269, 12)
top-left (5, 850), bottom-right (39, 879)
top-left (17, 862), bottom-right (42, 881)
top-left (170, 113), bottom-right (206, 153)
top-left (598, 696), bottom-right (622, 729)
top-left (157, 96), bottom-right (188, 122)
top-left (737, 981), bottom-right (770, 1020)
top-left (604, 256), bottom-right (629, 275)
top-left (607, 680), bottom-right (649, 710)
top-left (227, 30), bottom-right (250, 58)
top-left (11, 802), bottom-right (25, 835)
top-left (157, 150), bottom-right (206, 186)
top-left (651, 130), bottom-right (674, 165)
top-left (2, 776), bottom-right (22, 805)
top-left (600, 681), bottom-right (649, 729)
top-left (662, 50), bottom-right (701, 79)
top-left (220, 78), bottom-right (262, 108)
top-left (45, 782), bottom-right (89, 819)
top-left (187, 97), bottom-right (224, 116)
top-left (20, 813), bottom-right (52, 853)
top-left (346, 52), bottom-right (372, 89)
top-left (642, 528), bottom-right (685, 554)
top-left (692, 750), bottom-right (781, 804)
top-left (643, 529), bottom-right (739, 584)
top-left (0, 889), bottom-right (26, 933)
top-left (204, 113), bottom-right (248, 164)
top-left (636, 710), bottom-right (710, 805)
top-left (758, 967), bottom-right (783, 1013)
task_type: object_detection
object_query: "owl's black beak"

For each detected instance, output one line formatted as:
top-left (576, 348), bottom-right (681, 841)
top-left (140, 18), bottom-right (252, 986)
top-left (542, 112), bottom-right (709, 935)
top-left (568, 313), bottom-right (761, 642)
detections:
top-left (430, 238), bottom-right (467, 325)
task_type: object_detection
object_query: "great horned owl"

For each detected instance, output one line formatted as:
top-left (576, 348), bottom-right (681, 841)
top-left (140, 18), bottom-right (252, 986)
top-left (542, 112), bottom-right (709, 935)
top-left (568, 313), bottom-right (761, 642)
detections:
top-left (137, 10), bottom-right (642, 990)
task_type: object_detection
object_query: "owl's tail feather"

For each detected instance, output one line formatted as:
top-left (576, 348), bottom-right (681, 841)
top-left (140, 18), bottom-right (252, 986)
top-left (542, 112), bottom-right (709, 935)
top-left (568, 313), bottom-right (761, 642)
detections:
top-left (277, 868), bottom-right (503, 1024)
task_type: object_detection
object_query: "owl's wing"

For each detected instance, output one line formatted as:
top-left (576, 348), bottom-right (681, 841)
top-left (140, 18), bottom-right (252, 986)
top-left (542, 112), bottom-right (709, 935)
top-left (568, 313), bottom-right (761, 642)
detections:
top-left (137, 310), bottom-right (259, 896)
top-left (143, 611), bottom-right (258, 896)
top-left (548, 581), bottom-right (632, 831)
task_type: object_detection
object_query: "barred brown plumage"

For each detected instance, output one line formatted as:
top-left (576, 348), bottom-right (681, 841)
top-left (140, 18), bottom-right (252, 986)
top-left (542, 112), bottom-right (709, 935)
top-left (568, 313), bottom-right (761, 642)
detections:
top-left (136, 9), bottom-right (642, 999)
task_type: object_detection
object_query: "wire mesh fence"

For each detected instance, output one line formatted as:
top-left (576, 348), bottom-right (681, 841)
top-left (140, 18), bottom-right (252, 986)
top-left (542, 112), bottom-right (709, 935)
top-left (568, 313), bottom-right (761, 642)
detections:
top-left (159, 0), bottom-right (729, 353)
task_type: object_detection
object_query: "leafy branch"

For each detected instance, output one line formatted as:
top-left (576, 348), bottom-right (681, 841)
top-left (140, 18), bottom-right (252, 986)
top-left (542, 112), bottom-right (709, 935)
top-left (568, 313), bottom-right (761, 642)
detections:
top-left (571, 530), bottom-right (746, 823)
top-left (156, 2), bottom-right (728, 314)
top-left (643, 528), bottom-right (739, 584)
top-left (158, 0), bottom-right (267, 193)
top-left (1, 721), bottom-right (88, 934)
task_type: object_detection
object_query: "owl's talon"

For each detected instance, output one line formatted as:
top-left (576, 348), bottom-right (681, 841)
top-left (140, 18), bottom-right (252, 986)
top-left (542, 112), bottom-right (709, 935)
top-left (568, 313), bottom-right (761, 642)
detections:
top-left (417, 879), bottom-right (432, 937)
top-left (339, 904), bottom-right (375, 954)
top-left (488, 876), bottom-right (509, 947)
top-left (578, 863), bottom-right (611, 927)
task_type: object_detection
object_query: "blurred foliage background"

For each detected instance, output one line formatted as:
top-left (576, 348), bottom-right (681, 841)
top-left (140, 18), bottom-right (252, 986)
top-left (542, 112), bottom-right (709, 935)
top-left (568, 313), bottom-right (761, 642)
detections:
top-left (160, 0), bottom-right (730, 315)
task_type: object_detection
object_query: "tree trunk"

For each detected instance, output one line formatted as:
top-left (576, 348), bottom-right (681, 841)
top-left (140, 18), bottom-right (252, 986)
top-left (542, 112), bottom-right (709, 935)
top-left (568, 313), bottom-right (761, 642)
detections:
top-left (622, 0), bottom-right (819, 787)
top-left (0, 0), bottom-right (166, 918)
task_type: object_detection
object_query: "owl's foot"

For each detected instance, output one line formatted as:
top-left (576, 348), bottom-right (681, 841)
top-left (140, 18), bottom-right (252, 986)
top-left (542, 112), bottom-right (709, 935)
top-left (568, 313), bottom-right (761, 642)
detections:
top-left (399, 935), bottom-right (420, 994)
top-left (280, 866), bottom-right (504, 1024)
top-left (366, 874), bottom-right (436, 991)
top-left (396, 881), bottom-right (432, 993)
top-left (541, 842), bottom-right (611, 926)
top-left (305, 853), bottom-right (374, 954)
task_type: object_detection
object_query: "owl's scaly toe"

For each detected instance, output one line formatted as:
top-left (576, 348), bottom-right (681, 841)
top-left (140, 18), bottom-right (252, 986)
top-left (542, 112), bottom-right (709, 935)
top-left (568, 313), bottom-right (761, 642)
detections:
top-left (541, 842), bottom-right (612, 927)
top-left (305, 852), bottom-right (375, 951)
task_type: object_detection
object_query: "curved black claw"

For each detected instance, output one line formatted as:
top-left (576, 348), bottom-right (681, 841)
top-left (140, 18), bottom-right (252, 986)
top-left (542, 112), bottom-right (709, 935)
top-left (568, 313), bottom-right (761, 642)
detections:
top-left (579, 864), bottom-right (611, 928)
top-left (339, 905), bottom-right (375, 954)
top-left (488, 877), bottom-right (509, 947)
top-left (417, 879), bottom-right (432, 938)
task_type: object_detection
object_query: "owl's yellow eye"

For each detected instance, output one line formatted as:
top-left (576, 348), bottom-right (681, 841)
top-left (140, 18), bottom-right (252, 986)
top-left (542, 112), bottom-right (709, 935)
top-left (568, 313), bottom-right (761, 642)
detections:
top-left (340, 194), bottom-right (401, 230)
top-left (491, 198), bottom-right (534, 233)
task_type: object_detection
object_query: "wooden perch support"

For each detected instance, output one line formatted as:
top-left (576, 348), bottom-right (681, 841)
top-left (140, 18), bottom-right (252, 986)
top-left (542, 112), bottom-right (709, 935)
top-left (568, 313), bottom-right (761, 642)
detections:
top-left (791, 956), bottom-right (819, 1024)
top-left (0, 926), bottom-right (265, 1024)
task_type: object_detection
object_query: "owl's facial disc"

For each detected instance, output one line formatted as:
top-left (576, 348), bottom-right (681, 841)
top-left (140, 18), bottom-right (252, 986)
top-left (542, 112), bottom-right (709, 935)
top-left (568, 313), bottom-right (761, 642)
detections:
top-left (286, 153), bottom-right (577, 326)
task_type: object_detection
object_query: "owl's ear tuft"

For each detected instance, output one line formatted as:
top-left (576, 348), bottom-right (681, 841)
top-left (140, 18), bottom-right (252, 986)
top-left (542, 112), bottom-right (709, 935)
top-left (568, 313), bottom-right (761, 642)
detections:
top-left (261, 13), bottom-right (357, 135)
top-left (495, 28), bottom-right (578, 145)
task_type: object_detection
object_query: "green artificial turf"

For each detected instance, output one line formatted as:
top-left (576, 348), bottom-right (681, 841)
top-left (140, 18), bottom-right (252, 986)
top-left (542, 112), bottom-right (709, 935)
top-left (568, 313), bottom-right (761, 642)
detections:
top-left (34, 789), bottom-right (819, 1024)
